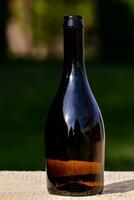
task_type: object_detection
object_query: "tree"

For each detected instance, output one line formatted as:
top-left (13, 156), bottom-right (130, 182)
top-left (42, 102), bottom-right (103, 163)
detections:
top-left (0, 0), bottom-right (9, 60)
top-left (96, 0), bottom-right (134, 61)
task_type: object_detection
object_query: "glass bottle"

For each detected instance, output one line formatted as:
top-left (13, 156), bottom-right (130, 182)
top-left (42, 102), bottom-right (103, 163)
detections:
top-left (45, 15), bottom-right (105, 196)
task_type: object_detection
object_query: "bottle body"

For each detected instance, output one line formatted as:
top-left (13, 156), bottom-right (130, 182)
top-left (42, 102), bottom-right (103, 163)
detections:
top-left (45, 16), bottom-right (105, 196)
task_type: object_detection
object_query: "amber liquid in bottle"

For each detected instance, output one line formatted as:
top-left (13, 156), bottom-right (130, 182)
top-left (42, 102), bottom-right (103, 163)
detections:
top-left (45, 15), bottom-right (105, 196)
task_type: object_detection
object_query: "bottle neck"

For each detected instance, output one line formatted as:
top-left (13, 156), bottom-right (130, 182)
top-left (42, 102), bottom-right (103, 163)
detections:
top-left (63, 27), bottom-right (85, 72)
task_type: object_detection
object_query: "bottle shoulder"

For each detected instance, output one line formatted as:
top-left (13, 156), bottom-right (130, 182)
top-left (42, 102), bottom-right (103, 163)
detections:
top-left (46, 69), bottom-right (104, 134)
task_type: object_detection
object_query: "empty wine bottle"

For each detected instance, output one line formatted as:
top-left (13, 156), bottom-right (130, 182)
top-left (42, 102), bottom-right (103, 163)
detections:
top-left (45, 15), bottom-right (105, 196)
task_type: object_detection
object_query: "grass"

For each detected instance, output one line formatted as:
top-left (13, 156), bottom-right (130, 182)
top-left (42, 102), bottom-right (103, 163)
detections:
top-left (0, 59), bottom-right (134, 170)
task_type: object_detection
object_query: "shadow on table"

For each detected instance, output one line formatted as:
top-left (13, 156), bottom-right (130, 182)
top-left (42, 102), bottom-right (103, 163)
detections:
top-left (103, 179), bottom-right (134, 194)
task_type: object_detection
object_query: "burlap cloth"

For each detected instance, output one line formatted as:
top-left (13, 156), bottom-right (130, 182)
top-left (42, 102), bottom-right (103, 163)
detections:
top-left (0, 171), bottom-right (133, 200)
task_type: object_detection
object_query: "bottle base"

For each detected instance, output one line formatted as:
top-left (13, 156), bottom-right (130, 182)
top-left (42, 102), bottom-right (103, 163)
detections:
top-left (48, 182), bottom-right (103, 196)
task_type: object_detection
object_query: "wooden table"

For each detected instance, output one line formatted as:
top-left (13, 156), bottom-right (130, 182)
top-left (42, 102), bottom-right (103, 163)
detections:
top-left (0, 171), bottom-right (133, 200)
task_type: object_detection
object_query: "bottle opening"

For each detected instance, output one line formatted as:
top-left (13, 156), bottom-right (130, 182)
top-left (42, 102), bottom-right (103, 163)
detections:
top-left (64, 15), bottom-right (83, 20)
top-left (63, 15), bottom-right (84, 28)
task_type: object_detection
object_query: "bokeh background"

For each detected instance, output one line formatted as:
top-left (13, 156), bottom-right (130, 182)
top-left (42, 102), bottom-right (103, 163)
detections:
top-left (0, 0), bottom-right (134, 170)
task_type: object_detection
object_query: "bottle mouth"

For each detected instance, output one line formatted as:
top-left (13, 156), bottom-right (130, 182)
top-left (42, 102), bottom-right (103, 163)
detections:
top-left (63, 15), bottom-right (84, 28)
top-left (64, 15), bottom-right (83, 20)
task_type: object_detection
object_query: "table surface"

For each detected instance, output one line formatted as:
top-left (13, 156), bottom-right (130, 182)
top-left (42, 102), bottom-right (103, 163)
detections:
top-left (0, 171), bottom-right (133, 200)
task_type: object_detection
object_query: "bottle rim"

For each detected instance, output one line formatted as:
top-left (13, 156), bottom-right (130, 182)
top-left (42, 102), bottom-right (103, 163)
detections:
top-left (64, 15), bottom-right (83, 20)
top-left (63, 15), bottom-right (84, 28)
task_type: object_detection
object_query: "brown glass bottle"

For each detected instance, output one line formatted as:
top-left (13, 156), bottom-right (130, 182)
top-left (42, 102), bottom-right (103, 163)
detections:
top-left (45, 15), bottom-right (105, 196)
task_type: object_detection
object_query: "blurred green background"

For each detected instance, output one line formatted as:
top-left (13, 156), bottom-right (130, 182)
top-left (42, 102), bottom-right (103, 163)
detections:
top-left (0, 0), bottom-right (134, 170)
